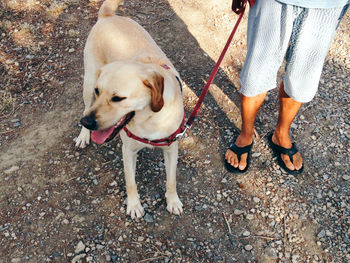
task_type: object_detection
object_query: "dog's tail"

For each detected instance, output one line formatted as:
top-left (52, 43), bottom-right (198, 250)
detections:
top-left (98, 0), bottom-right (123, 19)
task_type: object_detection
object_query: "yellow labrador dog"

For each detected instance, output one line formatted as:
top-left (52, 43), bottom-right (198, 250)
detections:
top-left (75, 0), bottom-right (184, 219)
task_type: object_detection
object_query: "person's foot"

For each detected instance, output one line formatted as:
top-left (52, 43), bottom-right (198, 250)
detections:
top-left (270, 131), bottom-right (303, 172)
top-left (225, 133), bottom-right (253, 172)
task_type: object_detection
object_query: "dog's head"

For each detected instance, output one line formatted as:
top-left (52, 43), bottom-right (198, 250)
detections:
top-left (80, 62), bottom-right (164, 143)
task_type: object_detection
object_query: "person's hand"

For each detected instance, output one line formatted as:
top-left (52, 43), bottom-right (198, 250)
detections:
top-left (232, 0), bottom-right (255, 14)
top-left (232, 0), bottom-right (246, 14)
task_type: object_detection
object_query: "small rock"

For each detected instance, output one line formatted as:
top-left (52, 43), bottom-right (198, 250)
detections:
top-left (110, 254), bottom-right (119, 262)
top-left (4, 166), bottom-right (19, 174)
top-left (221, 178), bottom-right (228, 183)
top-left (75, 241), bottom-right (85, 254)
top-left (234, 209), bottom-right (244, 215)
top-left (292, 255), bottom-right (299, 263)
top-left (253, 197), bottom-right (260, 203)
top-left (96, 244), bottom-right (104, 250)
top-left (244, 244), bottom-right (253, 251)
top-left (325, 230), bottom-right (333, 237)
top-left (144, 213), bottom-right (154, 223)
top-left (246, 214), bottom-right (254, 220)
top-left (342, 175), bottom-right (350, 181)
top-left (317, 230), bottom-right (326, 238)
top-left (71, 254), bottom-right (86, 263)
top-left (243, 230), bottom-right (250, 237)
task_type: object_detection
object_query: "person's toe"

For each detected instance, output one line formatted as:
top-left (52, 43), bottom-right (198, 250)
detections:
top-left (293, 152), bottom-right (303, 170)
top-left (226, 150), bottom-right (239, 168)
top-left (281, 154), bottom-right (295, 171)
top-left (238, 153), bottom-right (247, 170)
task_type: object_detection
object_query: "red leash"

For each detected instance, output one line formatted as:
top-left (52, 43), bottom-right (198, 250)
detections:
top-left (123, 5), bottom-right (247, 146)
top-left (185, 8), bottom-right (246, 129)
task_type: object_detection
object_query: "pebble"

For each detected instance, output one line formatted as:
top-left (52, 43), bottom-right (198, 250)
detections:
top-left (4, 166), bottom-right (19, 174)
top-left (317, 230), bottom-right (326, 238)
top-left (71, 254), bottom-right (86, 263)
top-left (244, 244), bottom-right (253, 251)
top-left (246, 214), bottom-right (254, 220)
top-left (243, 230), bottom-right (250, 237)
top-left (221, 178), bottom-right (227, 183)
top-left (253, 197), bottom-right (260, 203)
top-left (292, 255), bottom-right (299, 263)
top-left (96, 244), bottom-right (104, 250)
top-left (75, 241), bottom-right (85, 254)
top-left (342, 175), bottom-right (350, 181)
top-left (234, 209), bottom-right (244, 215)
top-left (144, 213), bottom-right (154, 223)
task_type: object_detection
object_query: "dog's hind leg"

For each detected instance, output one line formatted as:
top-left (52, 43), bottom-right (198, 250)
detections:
top-left (163, 142), bottom-right (183, 215)
top-left (122, 143), bottom-right (145, 219)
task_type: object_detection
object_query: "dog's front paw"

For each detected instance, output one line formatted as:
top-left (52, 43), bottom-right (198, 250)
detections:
top-left (127, 198), bottom-right (144, 219)
top-left (74, 127), bottom-right (90, 148)
top-left (166, 193), bottom-right (183, 215)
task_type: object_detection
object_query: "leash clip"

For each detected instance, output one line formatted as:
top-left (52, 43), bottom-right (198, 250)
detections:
top-left (175, 124), bottom-right (190, 140)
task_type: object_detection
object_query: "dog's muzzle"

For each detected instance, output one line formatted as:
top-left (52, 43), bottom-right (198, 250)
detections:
top-left (80, 115), bottom-right (98, 130)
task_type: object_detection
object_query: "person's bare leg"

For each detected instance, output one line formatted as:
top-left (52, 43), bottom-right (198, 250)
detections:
top-left (272, 82), bottom-right (303, 171)
top-left (225, 92), bottom-right (266, 171)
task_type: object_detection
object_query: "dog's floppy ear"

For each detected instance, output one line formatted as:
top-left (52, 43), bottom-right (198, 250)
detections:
top-left (143, 73), bottom-right (164, 112)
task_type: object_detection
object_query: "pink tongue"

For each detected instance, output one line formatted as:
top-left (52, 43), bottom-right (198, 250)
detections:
top-left (91, 126), bottom-right (115, 144)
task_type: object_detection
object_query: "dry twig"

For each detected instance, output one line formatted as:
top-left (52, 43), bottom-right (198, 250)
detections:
top-left (222, 212), bottom-right (232, 234)
top-left (136, 256), bottom-right (165, 263)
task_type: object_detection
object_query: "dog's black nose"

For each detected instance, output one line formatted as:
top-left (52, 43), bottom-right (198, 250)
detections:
top-left (80, 115), bottom-right (98, 130)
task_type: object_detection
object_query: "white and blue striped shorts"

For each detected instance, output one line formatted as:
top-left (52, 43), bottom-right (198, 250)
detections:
top-left (240, 0), bottom-right (349, 102)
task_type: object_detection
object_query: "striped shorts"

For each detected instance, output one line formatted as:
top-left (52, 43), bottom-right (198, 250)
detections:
top-left (240, 0), bottom-right (349, 102)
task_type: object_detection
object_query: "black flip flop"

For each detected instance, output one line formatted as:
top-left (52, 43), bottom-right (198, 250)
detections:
top-left (224, 142), bottom-right (253, 173)
top-left (267, 132), bottom-right (304, 175)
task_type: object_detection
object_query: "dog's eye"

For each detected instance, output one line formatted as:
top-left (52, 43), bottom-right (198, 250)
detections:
top-left (111, 96), bottom-right (126, 102)
top-left (95, 88), bottom-right (100, 96)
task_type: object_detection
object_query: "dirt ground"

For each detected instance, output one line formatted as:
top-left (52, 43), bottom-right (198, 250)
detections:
top-left (1, 0), bottom-right (349, 262)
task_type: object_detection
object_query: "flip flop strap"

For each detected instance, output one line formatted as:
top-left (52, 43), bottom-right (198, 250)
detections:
top-left (276, 143), bottom-right (298, 163)
top-left (229, 143), bottom-right (253, 160)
